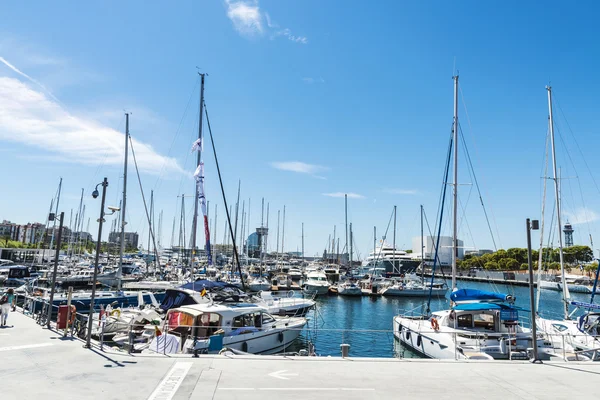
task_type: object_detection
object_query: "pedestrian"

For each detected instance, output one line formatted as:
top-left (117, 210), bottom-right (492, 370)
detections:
top-left (0, 288), bottom-right (16, 327)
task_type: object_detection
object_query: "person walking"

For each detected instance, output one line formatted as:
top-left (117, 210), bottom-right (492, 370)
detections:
top-left (0, 288), bottom-right (16, 327)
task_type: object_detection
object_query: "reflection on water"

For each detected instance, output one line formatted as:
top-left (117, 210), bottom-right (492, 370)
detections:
top-left (284, 279), bottom-right (594, 358)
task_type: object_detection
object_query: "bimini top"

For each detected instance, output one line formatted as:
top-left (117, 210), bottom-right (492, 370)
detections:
top-left (450, 289), bottom-right (514, 304)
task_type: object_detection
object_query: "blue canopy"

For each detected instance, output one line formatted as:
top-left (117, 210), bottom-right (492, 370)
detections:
top-left (450, 289), bottom-right (512, 303)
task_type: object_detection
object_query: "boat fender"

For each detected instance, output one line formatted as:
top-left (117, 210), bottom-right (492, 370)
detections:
top-left (110, 309), bottom-right (121, 318)
top-left (242, 342), bottom-right (248, 352)
top-left (287, 291), bottom-right (294, 298)
top-left (69, 305), bottom-right (77, 325)
top-left (278, 332), bottom-right (284, 343)
top-left (431, 318), bottom-right (440, 331)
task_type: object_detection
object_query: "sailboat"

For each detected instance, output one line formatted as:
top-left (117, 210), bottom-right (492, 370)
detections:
top-left (535, 86), bottom-right (600, 360)
top-left (392, 75), bottom-right (554, 360)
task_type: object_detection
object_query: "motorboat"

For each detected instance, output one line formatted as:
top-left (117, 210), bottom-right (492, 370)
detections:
top-left (248, 276), bottom-right (271, 292)
top-left (539, 275), bottom-right (600, 294)
top-left (323, 264), bottom-right (340, 283)
top-left (337, 281), bottom-right (362, 296)
top-left (288, 267), bottom-right (303, 281)
top-left (393, 289), bottom-right (556, 360)
top-left (253, 291), bottom-right (315, 317)
top-left (144, 303), bottom-right (307, 354)
top-left (381, 275), bottom-right (448, 297)
top-left (302, 271), bottom-right (330, 295)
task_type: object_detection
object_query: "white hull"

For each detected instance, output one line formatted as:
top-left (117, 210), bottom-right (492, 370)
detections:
top-left (302, 283), bottom-right (329, 295)
top-left (337, 285), bottom-right (362, 296)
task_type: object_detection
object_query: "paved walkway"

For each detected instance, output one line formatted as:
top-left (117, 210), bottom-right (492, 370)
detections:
top-left (1, 310), bottom-right (600, 399)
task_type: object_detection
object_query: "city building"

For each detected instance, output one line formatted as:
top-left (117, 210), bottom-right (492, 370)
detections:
top-left (0, 220), bottom-right (20, 241)
top-left (464, 249), bottom-right (494, 257)
top-left (246, 232), bottom-right (259, 257)
top-left (411, 236), bottom-right (464, 266)
top-left (108, 231), bottom-right (139, 249)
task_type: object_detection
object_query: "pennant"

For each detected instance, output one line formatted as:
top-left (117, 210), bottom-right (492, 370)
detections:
top-left (200, 288), bottom-right (207, 297)
top-left (191, 138), bottom-right (203, 153)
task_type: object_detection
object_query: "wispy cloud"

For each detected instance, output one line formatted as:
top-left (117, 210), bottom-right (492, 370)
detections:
top-left (271, 161), bottom-right (328, 178)
top-left (302, 77), bottom-right (325, 84)
top-left (384, 188), bottom-right (420, 195)
top-left (323, 192), bottom-right (365, 199)
top-left (226, 2), bottom-right (307, 44)
top-left (225, 0), bottom-right (263, 37)
top-left (564, 207), bottom-right (600, 225)
top-left (0, 56), bottom-right (61, 103)
top-left (0, 73), bottom-right (184, 176)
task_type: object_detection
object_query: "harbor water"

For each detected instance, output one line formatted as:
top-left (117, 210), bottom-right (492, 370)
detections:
top-left (293, 279), bottom-right (595, 358)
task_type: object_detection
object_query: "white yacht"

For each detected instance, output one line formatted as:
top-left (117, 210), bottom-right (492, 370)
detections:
top-left (302, 270), bottom-right (330, 295)
top-left (362, 242), bottom-right (420, 276)
top-left (393, 289), bottom-right (556, 360)
top-left (381, 275), bottom-right (448, 297)
top-left (248, 276), bottom-right (271, 292)
top-left (337, 281), bottom-right (362, 296)
top-left (253, 291), bottom-right (315, 317)
top-left (147, 303), bottom-right (306, 354)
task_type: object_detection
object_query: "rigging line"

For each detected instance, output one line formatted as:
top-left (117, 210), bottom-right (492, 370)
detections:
top-left (128, 135), bottom-right (161, 274)
top-left (153, 78), bottom-right (200, 192)
top-left (427, 129), bottom-right (454, 314)
top-left (457, 195), bottom-right (477, 254)
top-left (204, 101), bottom-right (245, 290)
top-left (553, 91), bottom-right (600, 196)
top-left (458, 122), bottom-right (498, 251)
top-left (458, 85), bottom-right (502, 249)
top-left (372, 207), bottom-right (396, 269)
top-left (422, 208), bottom-right (447, 280)
top-left (433, 124), bottom-right (455, 239)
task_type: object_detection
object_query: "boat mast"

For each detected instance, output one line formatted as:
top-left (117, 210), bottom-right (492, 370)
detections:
top-left (302, 222), bottom-right (305, 265)
top-left (191, 73), bottom-right (206, 272)
top-left (393, 205), bottom-right (397, 274)
top-left (452, 74), bottom-right (459, 291)
top-left (345, 194), bottom-right (348, 266)
top-left (536, 127), bottom-right (550, 312)
top-left (349, 223), bottom-right (353, 270)
top-left (547, 85), bottom-right (570, 319)
top-left (281, 205), bottom-right (286, 262)
top-left (117, 113), bottom-right (129, 291)
top-left (421, 204), bottom-right (424, 284)
top-left (49, 177), bottom-right (63, 252)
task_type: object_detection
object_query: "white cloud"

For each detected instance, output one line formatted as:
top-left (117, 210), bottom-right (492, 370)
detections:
top-left (0, 56), bottom-right (61, 103)
top-left (271, 161), bottom-right (327, 175)
top-left (323, 192), bottom-right (365, 199)
top-left (384, 188), bottom-right (420, 195)
top-left (563, 207), bottom-right (600, 225)
top-left (225, 0), bottom-right (263, 37)
top-left (0, 76), bottom-right (185, 176)
top-left (226, 1), bottom-right (307, 44)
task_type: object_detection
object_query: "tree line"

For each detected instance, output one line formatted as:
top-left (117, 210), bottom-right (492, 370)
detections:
top-left (458, 245), bottom-right (595, 272)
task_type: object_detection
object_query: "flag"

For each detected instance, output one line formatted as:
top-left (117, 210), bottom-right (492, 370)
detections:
top-left (200, 288), bottom-right (207, 297)
top-left (191, 138), bottom-right (203, 153)
top-left (194, 162), bottom-right (213, 265)
top-left (154, 325), bottom-right (162, 337)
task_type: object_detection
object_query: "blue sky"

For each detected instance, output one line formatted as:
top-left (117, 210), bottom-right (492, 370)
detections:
top-left (1, 1), bottom-right (600, 258)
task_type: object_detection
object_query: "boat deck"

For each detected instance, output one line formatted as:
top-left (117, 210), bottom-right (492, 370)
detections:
top-left (2, 310), bottom-right (600, 399)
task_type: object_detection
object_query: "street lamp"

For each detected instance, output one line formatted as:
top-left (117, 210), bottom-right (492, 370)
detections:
top-left (46, 211), bottom-right (64, 328)
top-left (85, 178), bottom-right (119, 349)
top-left (526, 218), bottom-right (541, 363)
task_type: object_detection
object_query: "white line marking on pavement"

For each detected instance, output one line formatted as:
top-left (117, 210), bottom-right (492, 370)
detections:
top-left (147, 362), bottom-right (193, 400)
top-left (268, 369), bottom-right (298, 380)
top-left (220, 388), bottom-right (375, 391)
top-left (0, 343), bottom-right (52, 352)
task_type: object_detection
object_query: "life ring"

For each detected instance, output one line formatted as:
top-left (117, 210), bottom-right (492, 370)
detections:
top-left (69, 305), bottom-right (77, 325)
top-left (431, 318), bottom-right (440, 331)
top-left (110, 309), bottom-right (121, 318)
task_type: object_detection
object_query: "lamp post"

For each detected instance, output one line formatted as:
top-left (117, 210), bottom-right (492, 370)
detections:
top-left (46, 211), bottom-right (64, 328)
top-left (526, 218), bottom-right (541, 363)
top-left (85, 178), bottom-right (108, 349)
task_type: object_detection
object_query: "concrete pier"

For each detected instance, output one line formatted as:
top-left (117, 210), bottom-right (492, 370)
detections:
top-left (1, 311), bottom-right (599, 399)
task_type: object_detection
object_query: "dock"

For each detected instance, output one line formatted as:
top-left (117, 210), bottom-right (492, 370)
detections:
top-left (3, 310), bottom-right (600, 399)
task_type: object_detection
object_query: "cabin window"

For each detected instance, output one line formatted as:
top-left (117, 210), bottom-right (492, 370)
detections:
top-left (457, 314), bottom-right (473, 328)
top-left (551, 324), bottom-right (568, 333)
top-left (261, 313), bottom-right (275, 326)
top-left (232, 313), bottom-right (259, 328)
top-left (473, 313), bottom-right (495, 330)
top-left (168, 312), bottom-right (194, 336)
top-left (195, 313), bottom-right (221, 338)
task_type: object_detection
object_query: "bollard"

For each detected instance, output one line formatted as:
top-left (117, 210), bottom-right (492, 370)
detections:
top-left (340, 343), bottom-right (350, 358)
